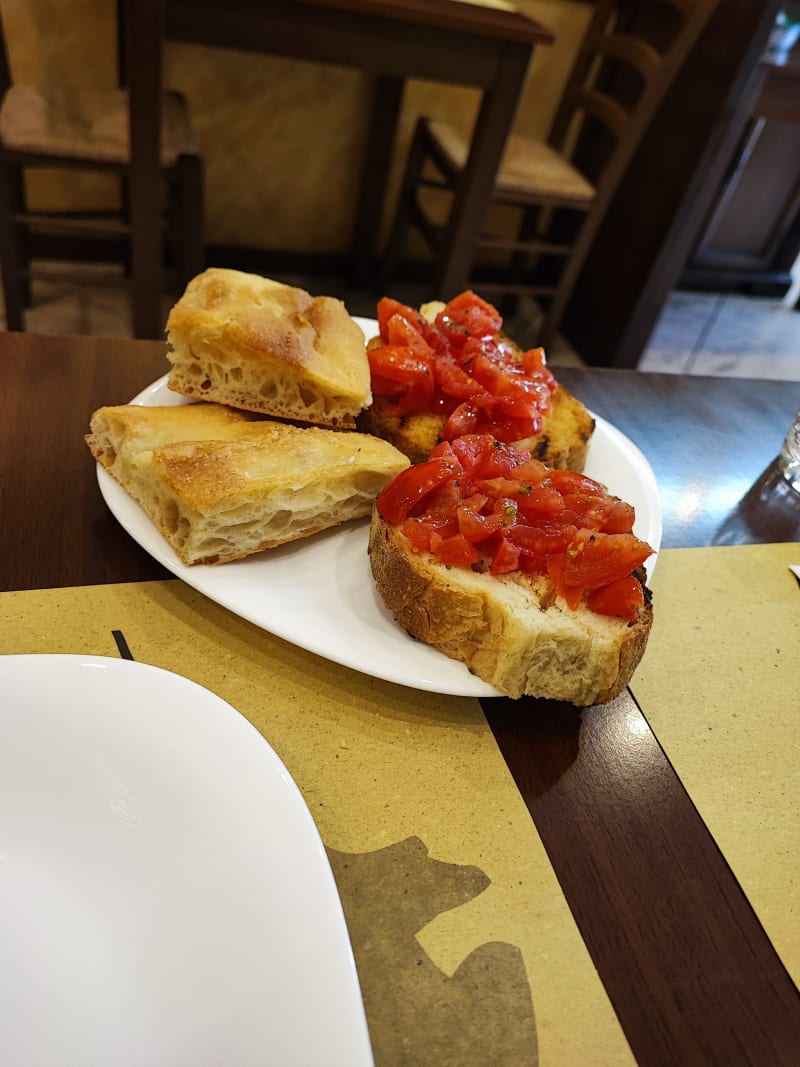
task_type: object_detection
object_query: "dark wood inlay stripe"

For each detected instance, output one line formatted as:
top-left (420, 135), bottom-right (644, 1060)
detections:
top-left (482, 690), bottom-right (800, 1066)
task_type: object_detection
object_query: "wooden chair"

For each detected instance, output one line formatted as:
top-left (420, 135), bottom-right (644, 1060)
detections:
top-left (0, 7), bottom-right (204, 334)
top-left (380, 0), bottom-right (718, 349)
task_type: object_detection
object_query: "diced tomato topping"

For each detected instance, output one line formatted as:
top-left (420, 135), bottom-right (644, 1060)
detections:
top-left (368, 291), bottom-right (555, 443)
top-left (377, 297), bottom-right (410, 341)
top-left (457, 505), bottom-right (503, 542)
top-left (491, 537), bottom-right (520, 575)
top-left (367, 344), bottom-right (434, 416)
top-left (562, 529), bottom-right (652, 589)
top-left (375, 457), bottom-right (459, 525)
top-left (599, 499), bottom-right (637, 534)
top-left (435, 533), bottom-right (481, 567)
top-left (587, 576), bottom-right (645, 619)
top-left (515, 486), bottom-right (565, 521)
top-left (376, 433), bottom-right (653, 621)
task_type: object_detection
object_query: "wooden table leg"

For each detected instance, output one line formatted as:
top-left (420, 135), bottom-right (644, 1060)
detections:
top-left (127, 0), bottom-right (166, 339)
top-left (434, 40), bottom-right (532, 300)
top-left (350, 73), bottom-right (405, 288)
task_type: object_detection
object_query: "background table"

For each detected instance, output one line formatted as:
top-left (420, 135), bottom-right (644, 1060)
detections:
top-left (123, 0), bottom-right (554, 336)
top-left (2, 330), bottom-right (800, 1063)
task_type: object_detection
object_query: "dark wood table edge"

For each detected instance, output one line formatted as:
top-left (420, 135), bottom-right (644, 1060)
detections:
top-left (481, 688), bottom-right (800, 1065)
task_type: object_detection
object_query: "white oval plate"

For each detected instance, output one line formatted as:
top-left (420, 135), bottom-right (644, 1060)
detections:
top-left (0, 654), bottom-right (373, 1067)
top-left (97, 317), bottom-right (662, 698)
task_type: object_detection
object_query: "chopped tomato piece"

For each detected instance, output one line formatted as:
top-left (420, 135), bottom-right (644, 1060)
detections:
top-left (470, 440), bottom-right (529, 480)
top-left (376, 458), bottom-right (458, 524)
top-left (384, 310), bottom-right (431, 353)
top-left (521, 346), bottom-right (547, 374)
top-left (562, 529), bottom-right (652, 590)
top-left (436, 533), bottom-right (481, 567)
top-left (546, 554), bottom-right (584, 610)
top-left (368, 345), bottom-right (434, 414)
top-left (424, 477), bottom-right (463, 511)
top-left (599, 500), bottom-right (636, 534)
top-left (508, 522), bottom-right (577, 558)
top-left (545, 470), bottom-right (607, 496)
top-left (436, 291), bottom-right (503, 346)
top-left (587, 576), bottom-right (645, 620)
top-left (457, 506), bottom-right (504, 543)
top-left (442, 400), bottom-right (480, 440)
top-left (491, 537), bottom-right (520, 575)
top-left (377, 297), bottom-right (410, 341)
top-left (515, 486), bottom-right (565, 521)
top-left (428, 439), bottom-right (462, 466)
top-left (436, 356), bottom-right (481, 400)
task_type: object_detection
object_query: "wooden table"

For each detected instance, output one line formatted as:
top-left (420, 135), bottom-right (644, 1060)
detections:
top-left (123, 0), bottom-right (553, 337)
top-left (3, 330), bottom-right (800, 1063)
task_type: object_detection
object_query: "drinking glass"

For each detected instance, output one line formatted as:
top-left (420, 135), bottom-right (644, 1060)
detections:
top-left (778, 409), bottom-right (800, 492)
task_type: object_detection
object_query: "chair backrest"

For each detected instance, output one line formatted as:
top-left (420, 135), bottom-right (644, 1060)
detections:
top-left (547, 0), bottom-right (718, 200)
top-left (0, 6), bottom-right (13, 99)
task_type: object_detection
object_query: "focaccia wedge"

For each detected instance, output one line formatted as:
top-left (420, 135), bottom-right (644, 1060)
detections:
top-left (86, 402), bottom-right (409, 566)
top-left (166, 269), bottom-right (371, 428)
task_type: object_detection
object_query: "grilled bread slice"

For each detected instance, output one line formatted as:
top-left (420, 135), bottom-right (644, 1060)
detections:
top-left (359, 382), bottom-right (594, 467)
top-left (166, 269), bottom-right (372, 428)
top-left (369, 513), bottom-right (652, 706)
top-left (87, 402), bottom-right (409, 566)
top-left (358, 299), bottom-right (595, 467)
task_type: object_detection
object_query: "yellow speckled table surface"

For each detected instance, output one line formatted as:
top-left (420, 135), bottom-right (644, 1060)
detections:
top-left (630, 541), bottom-right (800, 988)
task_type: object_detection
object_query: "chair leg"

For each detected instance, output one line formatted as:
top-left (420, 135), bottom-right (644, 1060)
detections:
top-left (0, 162), bottom-right (27, 330)
top-left (498, 204), bottom-right (543, 319)
top-left (378, 119), bottom-right (430, 294)
top-left (539, 212), bottom-right (598, 351)
top-left (174, 154), bottom-right (205, 289)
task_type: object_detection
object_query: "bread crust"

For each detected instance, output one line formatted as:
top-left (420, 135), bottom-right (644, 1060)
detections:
top-left (358, 383), bottom-right (595, 468)
top-left (166, 269), bottom-right (371, 428)
top-left (369, 512), bottom-right (652, 705)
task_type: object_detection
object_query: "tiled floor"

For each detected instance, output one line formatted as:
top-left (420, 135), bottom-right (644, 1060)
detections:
top-left (637, 289), bottom-right (800, 381)
top-left (6, 262), bottom-right (800, 382)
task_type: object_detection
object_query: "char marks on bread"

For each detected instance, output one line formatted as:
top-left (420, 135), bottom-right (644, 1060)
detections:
top-left (166, 268), bottom-right (372, 429)
top-left (86, 403), bottom-right (409, 566)
top-left (359, 383), bottom-right (594, 468)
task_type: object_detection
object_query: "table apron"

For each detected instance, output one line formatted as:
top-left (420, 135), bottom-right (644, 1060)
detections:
top-left (164, 1), bottom-right (514, 87)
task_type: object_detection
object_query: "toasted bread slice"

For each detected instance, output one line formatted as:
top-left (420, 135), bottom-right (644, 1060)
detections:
top-left (166, 269), bottom-right (371, 428)
top-left (369, 513), bottom-right (652, 705)
top-left (87, 403), bottom-right (409, 566)
top-left (358, 298), bottom-right (595, 467)
top-left (358, 383), bottom-right (594, 468)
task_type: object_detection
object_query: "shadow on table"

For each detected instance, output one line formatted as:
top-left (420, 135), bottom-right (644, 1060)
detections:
top-left (712, 459), bottom-right (800, 546)
top-left (328, 836), bottom-right (538, 1066)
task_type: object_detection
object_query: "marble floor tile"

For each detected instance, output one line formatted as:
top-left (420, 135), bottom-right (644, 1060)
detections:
top-left (689, 349), bottom-right (800, 381)
top-left (637, 291), bottom-right (726, 374)
top-left (688, 295), bottom-right (800, 382)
